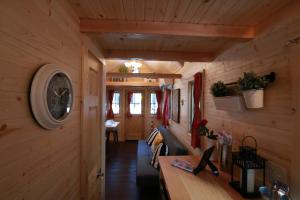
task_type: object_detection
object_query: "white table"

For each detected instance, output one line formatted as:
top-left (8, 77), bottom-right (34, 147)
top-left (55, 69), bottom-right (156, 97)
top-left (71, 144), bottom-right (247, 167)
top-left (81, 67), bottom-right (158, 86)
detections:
top-left (105, 120), bottom-right (120, 143)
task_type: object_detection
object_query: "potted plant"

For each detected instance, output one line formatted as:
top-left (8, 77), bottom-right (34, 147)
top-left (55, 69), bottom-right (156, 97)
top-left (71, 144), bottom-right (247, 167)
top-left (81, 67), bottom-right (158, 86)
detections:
top-left (238, 72), bottom-right (269, 108)
top-left (118, 64), bottom-right (129, 82)
top-left (211, 81), bottom-right (244, 112)
top-left (211, 81), bottom-right (230, 97)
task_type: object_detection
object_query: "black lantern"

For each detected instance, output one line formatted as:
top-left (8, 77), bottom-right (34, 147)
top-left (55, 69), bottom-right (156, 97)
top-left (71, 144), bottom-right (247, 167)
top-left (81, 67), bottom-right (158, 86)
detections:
top-left (230, 136), bottom-right (266, 198)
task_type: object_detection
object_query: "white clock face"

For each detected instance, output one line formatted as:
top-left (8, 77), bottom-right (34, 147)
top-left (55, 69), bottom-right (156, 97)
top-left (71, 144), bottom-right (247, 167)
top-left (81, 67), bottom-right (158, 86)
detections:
top-left (47, 73), bottom-right (73, 120)
top-left (30, 64), bottom-right (74, 130)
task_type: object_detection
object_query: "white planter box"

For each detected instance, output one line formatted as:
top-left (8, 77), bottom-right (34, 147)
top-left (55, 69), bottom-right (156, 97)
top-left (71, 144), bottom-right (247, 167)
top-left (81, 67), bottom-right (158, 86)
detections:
top-left (213, 96), bottom-right (245, 112)
top-left (242, 89), bottom-right (264, 108)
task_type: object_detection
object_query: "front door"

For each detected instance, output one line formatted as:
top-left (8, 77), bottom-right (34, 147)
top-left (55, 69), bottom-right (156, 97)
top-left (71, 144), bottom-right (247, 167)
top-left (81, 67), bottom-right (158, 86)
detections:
top-left (125, 91), bottom-right (145, 140)
top-left (81, 51), bottom-right (105, 200)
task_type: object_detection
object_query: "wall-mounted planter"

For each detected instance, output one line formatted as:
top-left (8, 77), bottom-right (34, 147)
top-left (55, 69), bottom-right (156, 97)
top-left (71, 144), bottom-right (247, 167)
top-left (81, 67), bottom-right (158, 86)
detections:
top-left (242, 89), bottom-right (264, 108)
top-left (213, 96), bottom-right (245, 112)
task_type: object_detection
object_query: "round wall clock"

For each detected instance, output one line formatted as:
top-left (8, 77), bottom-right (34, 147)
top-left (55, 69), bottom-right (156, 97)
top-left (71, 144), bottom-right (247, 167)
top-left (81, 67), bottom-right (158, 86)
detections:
top-left (30, 64), bottom-right (74, 130)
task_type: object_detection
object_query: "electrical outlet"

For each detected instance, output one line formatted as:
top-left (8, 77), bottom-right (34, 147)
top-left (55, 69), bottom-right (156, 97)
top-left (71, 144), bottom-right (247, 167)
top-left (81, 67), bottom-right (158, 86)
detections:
top-left (266, 161), bottom-right (288, 185)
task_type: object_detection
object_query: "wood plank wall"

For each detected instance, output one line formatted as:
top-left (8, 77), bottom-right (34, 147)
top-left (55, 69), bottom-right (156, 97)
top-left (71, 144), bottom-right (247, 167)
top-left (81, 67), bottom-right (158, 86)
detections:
top-left (0, 1), bottom-right (82, 199)
top-left (169, 1), bottom-right (300, 193)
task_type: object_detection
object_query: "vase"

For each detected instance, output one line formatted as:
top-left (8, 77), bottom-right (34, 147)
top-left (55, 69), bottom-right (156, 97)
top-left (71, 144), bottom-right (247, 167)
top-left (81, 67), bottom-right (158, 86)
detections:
top-left (242, 89), bottom-right (264, 108)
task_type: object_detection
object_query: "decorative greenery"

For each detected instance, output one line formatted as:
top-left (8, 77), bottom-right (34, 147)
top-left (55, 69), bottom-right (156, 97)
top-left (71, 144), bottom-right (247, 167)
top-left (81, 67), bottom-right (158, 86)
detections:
top-left (210, 81), bottom-right (230, 97)
top-left (238, 72), bottom-right (269, 91)
top-left (197, 119), bottom-right (218, 140)
top-left (118, 64), bottom-right (129, 73)
top-left (198, 119), bottom-right (209, 136)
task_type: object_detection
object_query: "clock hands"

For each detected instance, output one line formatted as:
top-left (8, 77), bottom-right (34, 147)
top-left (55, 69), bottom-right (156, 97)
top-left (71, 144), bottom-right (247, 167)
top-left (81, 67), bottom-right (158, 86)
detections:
top-left (59, 88), bottom-right (68, 97)
top-left (52, 88), bottom-right (69, 97)
top-left (52, 89), bottom-right (60, 97)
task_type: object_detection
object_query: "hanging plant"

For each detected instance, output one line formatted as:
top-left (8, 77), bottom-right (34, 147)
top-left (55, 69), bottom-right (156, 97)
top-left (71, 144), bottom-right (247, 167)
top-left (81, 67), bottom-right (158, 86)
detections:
top-left (237, 72), bottom-right (269, 91)
top-left (210, 81), bottom-right (230, 97)
top-left (238, 72), bottom-right (270, 108)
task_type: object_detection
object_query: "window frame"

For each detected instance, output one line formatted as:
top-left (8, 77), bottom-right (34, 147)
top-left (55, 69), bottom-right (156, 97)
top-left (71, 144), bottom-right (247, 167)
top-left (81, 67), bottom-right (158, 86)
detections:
top-left (188, 81), bottom-right (195, 132)
top-left (111, 91), bottom-right (121, 115)
top-left (150, 92), bottom-right (158, 115)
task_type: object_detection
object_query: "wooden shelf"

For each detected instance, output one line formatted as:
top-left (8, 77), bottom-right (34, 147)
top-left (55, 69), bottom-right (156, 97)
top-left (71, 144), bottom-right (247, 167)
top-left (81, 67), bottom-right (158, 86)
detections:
top-left (106, 81), bottom-right (159, 87)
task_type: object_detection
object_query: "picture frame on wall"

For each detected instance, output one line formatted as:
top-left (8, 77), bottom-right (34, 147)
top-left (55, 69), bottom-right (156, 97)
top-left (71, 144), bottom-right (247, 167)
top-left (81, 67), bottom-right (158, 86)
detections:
top-left (172, 89), bottom-right (180, 123)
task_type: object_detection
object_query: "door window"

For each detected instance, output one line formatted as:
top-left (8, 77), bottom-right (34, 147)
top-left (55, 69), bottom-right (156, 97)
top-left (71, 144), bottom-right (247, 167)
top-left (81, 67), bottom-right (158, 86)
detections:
top-left (130, 93), bottom-right (142, 114)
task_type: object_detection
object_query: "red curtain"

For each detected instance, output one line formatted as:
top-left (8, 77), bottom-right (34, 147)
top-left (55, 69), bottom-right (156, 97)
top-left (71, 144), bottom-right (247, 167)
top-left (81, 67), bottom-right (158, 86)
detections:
top-left (127, 92), bottom-right (133, 118)
top-left (107, 90), bottom-right (114, 119)
top-left (191, 73), bottom-right (202, 148)
top-left (155, 90), bottom-right (163, 120)
top-left (162, 89), bottom-right (170, 127)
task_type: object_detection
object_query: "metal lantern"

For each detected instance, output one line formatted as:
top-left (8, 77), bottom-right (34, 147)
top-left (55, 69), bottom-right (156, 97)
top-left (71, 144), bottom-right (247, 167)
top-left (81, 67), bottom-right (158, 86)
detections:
top-left (230, 136), bottom-right (266, 198)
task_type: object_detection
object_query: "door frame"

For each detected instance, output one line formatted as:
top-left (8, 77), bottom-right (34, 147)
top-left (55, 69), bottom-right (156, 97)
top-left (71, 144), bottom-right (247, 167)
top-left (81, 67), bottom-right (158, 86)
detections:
top-left (80, 36), bottom-right (106, 200)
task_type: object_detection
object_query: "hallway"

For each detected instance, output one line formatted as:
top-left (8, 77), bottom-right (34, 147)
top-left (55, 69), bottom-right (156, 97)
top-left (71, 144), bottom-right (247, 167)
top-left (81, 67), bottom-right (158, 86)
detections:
top-left (105, 141), bottom-right (161, 200)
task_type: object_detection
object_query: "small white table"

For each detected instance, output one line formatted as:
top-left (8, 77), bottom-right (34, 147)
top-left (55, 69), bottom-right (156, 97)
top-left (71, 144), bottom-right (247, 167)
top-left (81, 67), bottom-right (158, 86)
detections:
top-left (105, 120), bottom-right (120, 143)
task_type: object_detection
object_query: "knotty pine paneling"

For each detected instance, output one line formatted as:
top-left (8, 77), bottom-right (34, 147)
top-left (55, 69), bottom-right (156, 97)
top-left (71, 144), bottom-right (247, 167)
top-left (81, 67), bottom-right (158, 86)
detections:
top-left (68, 0), bottom-right (291, 26)
top-left (169, 1), bottom-right (300, 189)
top-left (0, 0), bottom-right (82, 199)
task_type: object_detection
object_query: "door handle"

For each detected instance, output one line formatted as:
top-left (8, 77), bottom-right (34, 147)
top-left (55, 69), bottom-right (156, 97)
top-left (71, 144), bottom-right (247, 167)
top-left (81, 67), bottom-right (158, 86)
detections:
top-left (97, 170), bottom-right (104, 179)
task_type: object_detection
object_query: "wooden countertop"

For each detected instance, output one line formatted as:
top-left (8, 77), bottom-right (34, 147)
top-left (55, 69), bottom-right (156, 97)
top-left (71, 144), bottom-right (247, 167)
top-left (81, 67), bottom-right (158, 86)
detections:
top-left (158, 156), bottom-right (249, 200)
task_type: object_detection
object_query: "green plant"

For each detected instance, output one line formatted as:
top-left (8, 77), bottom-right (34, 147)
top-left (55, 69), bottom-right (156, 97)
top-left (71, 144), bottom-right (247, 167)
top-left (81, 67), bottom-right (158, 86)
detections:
top-left (197, 119), bottom-right (209, 136)
top-left (210, 81), bottom-right (230, 97)
top-left (118, 64), bottom-right (129, 73)
top-left (238, 72), bottom-right (269, 91)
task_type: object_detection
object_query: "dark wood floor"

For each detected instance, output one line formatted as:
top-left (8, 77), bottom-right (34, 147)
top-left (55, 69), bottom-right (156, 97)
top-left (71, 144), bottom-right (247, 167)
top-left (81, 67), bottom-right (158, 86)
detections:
top-left (105, 141), bottom-right (161, 200)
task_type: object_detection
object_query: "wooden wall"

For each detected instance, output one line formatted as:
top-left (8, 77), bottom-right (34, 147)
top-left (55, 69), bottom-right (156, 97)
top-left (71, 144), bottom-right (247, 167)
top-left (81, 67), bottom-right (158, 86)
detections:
top-left (106, 86), bottom-right (161, 141)
top-left (169, 1), bottom-right (300, 193)
top-left (0, 0), bottom-right (82, 199)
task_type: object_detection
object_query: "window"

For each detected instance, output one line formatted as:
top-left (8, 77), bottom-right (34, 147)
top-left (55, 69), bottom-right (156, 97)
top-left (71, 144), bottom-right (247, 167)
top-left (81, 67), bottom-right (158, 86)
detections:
top-left (112, 92), bottom-right (120, 114)
top-left (150, 93), bottom-right (158, 114)
top-left (130, 93), bottom-right (142, 114)
top-left (189, 81), bottom-right (194, 131)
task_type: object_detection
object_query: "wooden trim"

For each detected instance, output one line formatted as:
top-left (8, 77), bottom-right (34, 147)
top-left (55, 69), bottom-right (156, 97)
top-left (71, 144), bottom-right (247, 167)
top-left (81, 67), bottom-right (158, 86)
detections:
top-left (107, 72), bottom-right (182, 79)
top-left (106, 81), bottom-right (159, 87)
top-left (80, 19), bottom-right (256, 39)
top-left (80, 40), bottom-right (106, 199)
top-left (104, 49), bottom-right (215, 62)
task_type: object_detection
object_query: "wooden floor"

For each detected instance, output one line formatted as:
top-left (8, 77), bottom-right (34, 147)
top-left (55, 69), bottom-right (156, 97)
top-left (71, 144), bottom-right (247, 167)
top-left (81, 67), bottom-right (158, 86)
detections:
top-left (105, 141), bottom-right (161, 200)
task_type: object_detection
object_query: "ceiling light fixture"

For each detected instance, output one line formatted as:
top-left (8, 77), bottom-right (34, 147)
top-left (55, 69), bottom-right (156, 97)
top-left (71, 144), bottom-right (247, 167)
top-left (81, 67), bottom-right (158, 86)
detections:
top-left (124, 60), bottom-right (142, 73)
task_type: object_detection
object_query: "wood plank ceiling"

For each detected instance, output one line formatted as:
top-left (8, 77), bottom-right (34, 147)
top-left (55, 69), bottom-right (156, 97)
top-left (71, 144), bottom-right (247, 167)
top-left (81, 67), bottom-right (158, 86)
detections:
top-left (68, 0), bottom-right (292, 62)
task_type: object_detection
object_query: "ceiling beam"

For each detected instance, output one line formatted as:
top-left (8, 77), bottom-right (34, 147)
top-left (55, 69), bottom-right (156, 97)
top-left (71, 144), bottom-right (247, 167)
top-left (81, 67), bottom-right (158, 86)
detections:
top-left (103, 50), bottom-right (215, 62)
top-left (107, 72), bottom-right (182, 79)
top-left (80, 19), bottom-right (256, 39)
